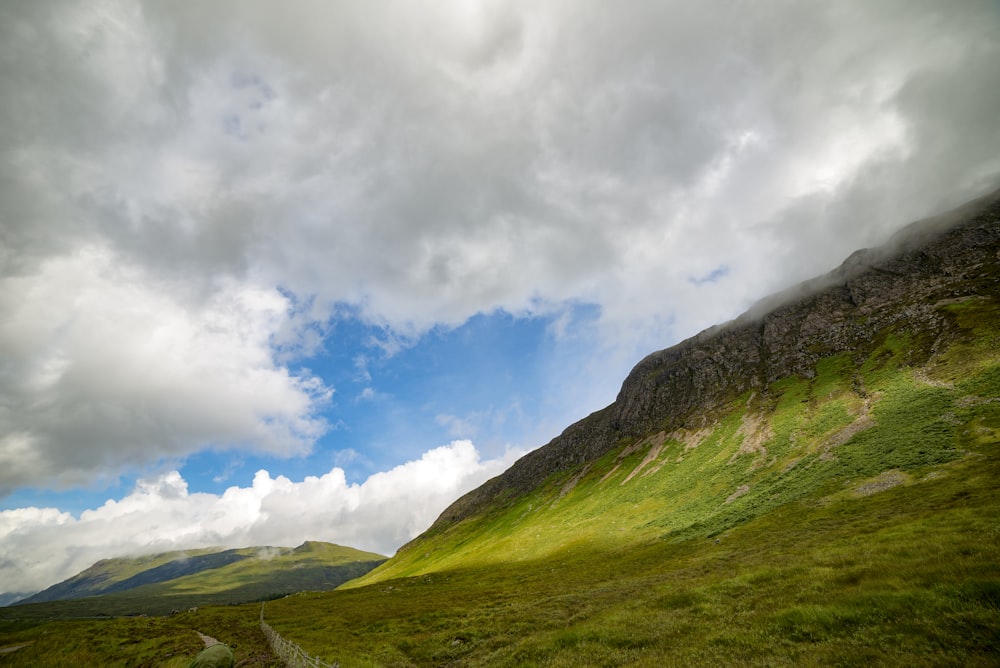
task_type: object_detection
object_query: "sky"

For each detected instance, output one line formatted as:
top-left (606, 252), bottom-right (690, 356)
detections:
top-left (1, 0), bottom-right (999, 600)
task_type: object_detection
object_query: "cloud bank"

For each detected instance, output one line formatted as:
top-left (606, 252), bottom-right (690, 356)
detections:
top-left (0, 246), bottom-right (331, 493)
top-left (0, 0), bottom-right (998, 563)
top-left (0, 440), bottom-right (519, 598)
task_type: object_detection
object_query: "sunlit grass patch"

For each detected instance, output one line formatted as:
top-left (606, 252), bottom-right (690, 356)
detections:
top-left (285, 319), bottom-right (1000, 666)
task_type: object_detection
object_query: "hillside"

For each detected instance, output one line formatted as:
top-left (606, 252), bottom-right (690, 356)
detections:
top-left (4, 541), bottom-right (386, 618)
top-left (16, 546), bottom-right (247, 605)
top-left (418, 186), bottom-right (1000, 532)
top-left (249, 188), bottom-right (1000, 665)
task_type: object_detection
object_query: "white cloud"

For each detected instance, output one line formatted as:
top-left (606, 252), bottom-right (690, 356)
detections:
top-left (0, 440), bottom-right (522, 598)
top-left (0, 1), bottom-right (998, 499)
top-left (0, 245), bottom-right (330, 493)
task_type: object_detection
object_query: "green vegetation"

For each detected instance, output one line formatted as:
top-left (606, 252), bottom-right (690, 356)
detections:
top-left (1, 542), bottom-right (385, 619)
top-left (20, 547), bottom-right (225, 602)
top-left (263, 469), bottom-right (1000, 666)
top-left (0, 604), bottom-right (280, 667)
top-left (0, 546), bottom-right (370, 665)
top-left (251, 296), bottom-right (1000, 666)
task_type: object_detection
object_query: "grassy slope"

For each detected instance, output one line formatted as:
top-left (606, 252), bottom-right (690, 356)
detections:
top-left (17, 547), bottom-right (225, 604)
top-left (0, 543), bottom-right (384, 665)
top-left (2, 542), bottom-right (386, 619)
top-left (159, 541), bottom-right (386, 597)
top-left (255, 296), bottom-right (1000, 666)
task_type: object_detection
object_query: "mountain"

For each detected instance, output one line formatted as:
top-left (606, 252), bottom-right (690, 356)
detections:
top-left (0, 592), bottom-right (30, 607)
top-left (248, 188), bottom-right (1000, 665)
top-left (348, 186), bottom-right (1000, 585)
top-left (5, 541), bottom-right (386, 618)
top-left (424, 186), bottom-right (1000, 533)
top-left (17, 546), bottom-right (247, 605)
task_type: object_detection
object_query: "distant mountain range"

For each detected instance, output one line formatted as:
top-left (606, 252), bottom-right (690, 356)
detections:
top-left (0, 592), bottom-right (26, 608)
top-left (5, 541), bottom-right (385, 618)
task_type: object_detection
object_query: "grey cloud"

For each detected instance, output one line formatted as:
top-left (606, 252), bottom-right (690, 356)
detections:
top-left (6, 1), bottom-right (998, 301)
top-left (0, 249), bottom-right (329, 494)
top-left (1, 0), bottom-right (998, 490)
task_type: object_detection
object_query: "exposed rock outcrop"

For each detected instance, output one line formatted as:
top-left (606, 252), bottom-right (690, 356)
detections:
top-left (432, 187), bottom-right (1000, 529)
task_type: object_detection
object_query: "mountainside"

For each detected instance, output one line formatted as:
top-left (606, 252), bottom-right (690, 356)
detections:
top-left (5, 541), bottom-right (386, 618)
top-left (242, 188), bottom-right (1000, 666)
top-left (339, 187), bottom-right (1000, 588)
top-left (17, 546), bottom-right (245, 605)
top-left (424, 186), bottom-right (1000, 533)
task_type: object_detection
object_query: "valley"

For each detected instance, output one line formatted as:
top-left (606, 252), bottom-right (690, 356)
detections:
top-left (1, 191), bottom-right (998, 666)
top-left (256, 295), bottom-right (1000, 666)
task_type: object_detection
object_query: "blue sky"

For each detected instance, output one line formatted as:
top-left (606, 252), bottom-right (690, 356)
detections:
top-left (2, 306), bottom-right (604, 512)
top-left (183, 305), bottom-right (606, 495)
top-left (1, 0), bottom-right (998, 598)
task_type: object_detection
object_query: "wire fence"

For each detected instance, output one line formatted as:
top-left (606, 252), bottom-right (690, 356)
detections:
top-left (260, 603), bottom-right (339, 668)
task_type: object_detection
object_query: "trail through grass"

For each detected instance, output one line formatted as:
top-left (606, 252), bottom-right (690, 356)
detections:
top-left (0, 605), bottom-right (281, 667)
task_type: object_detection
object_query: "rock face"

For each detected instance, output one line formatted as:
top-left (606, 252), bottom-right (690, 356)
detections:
top-left (433, 187), bottom-right (1000, 528)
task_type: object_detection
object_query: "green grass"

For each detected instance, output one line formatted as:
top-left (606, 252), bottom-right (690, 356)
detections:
top-left (0, 604), bottom-right (282, 667)
top-left (37, 547), bottom-right (223, 594)
top-left (0, 616), bottom-right (207, 668)
top-left (261, 459), bottom-right (1000, 666)
top-left (252, 296), bottom-right (1000, 666)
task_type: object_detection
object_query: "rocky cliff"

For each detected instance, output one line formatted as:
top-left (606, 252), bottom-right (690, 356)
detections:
top-left (432, 186), bottom-right (1000, 528)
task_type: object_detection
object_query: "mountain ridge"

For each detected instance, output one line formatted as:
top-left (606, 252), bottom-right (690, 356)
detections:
top-left (18, 547), bottom-right (248, 605)
top-left (427, 185), bottom-right (1000, 533)
top-left (6, 541), bottom-right (386, 617)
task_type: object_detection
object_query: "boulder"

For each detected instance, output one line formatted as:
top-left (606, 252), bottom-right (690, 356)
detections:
top-left (189, 643), bottom-right (234, 668)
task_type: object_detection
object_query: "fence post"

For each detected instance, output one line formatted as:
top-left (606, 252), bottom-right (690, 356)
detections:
top-left (260, 600), bottom-right (339, 668)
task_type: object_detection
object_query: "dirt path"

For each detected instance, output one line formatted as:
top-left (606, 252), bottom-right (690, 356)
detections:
top-left (0, 642), bottom-right (34, 654)
top-left (195, 631), bottom-right (221, 647)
